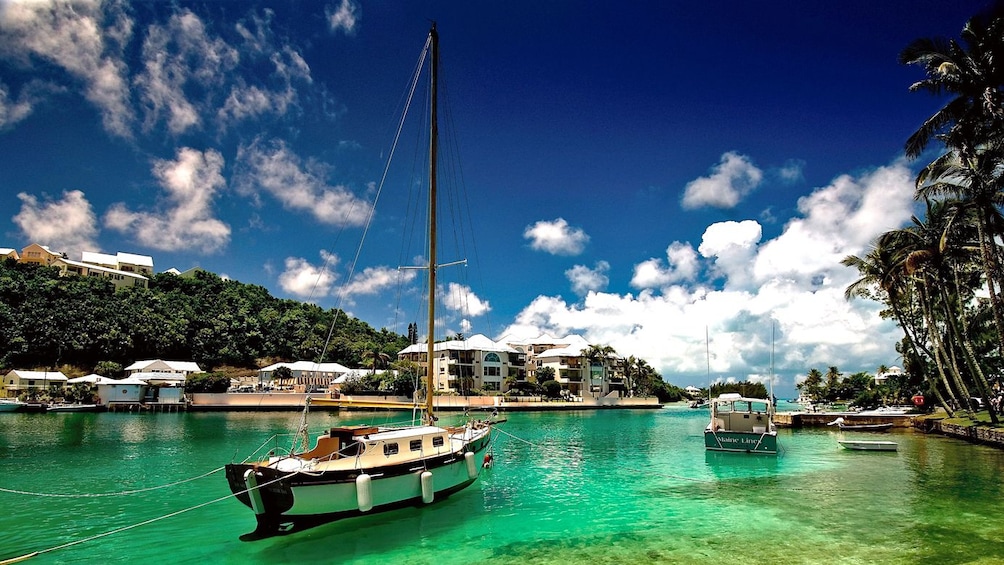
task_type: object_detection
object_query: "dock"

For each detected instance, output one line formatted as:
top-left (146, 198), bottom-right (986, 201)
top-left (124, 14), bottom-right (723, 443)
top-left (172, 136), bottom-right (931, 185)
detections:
top-left (774, 411), bottom-right (914, 428)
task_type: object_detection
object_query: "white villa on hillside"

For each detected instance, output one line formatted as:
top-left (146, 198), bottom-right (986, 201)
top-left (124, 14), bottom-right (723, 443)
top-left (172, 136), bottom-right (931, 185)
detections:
top-left (13, 243), bottom-right (155, 290)
top-left (125, 360), bottom-right (203, 378)
top-left (52, 257), bottom-right (149, 290)
top-left (80, 251), bottom-right (154, 276)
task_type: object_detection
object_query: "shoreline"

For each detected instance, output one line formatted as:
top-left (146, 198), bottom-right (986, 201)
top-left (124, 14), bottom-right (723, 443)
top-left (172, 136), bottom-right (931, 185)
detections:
top-left (187, 392), bottom-right (664, 412)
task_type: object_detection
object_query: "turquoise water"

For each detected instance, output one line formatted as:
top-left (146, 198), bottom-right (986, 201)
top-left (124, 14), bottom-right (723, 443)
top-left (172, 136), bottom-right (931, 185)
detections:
top-left (2, 407), bottom-right (1004, 564)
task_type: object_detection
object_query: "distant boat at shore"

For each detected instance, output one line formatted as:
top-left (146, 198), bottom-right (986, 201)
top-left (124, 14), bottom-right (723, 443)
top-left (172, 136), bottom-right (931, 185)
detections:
top-left (46, 403), bottom-right (101, 413)
top-left (0, 399), bottom-right (25, 412)
top-left (826, 417), bottom-right (893, 432)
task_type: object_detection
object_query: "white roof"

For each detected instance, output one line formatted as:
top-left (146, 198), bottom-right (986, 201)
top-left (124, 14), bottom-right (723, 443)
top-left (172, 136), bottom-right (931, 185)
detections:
top-left (125, 360), bottom-right (203, 372)
top-left (67, 374), bottom-right (115, 384)
top-left (0, 248), bottom-right (15, 254)
top-left (6, 370), bottom-right (68, 381)
top-left (715, 393), bottom-right (770, 404)
top-left (260, 361), bottom-right (351, 373)
top-left (399, 334), bottom-right (517, 355)
top-left (81, 251), bottom-right (118, 266)
top-left (336, 369), bottom-right (395, 383)
top-left (59, 258), bottom-right (149, 280)
top-left (117, 252), bottom-right (153, 267)
top-left (98, 377), bottom-right (149, 386)
top-left (131, 372), bottom-right (186, 383)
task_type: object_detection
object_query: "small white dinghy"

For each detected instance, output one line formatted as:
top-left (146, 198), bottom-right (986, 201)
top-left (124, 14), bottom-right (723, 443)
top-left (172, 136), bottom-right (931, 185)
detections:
top-left (838, 440), bottom-right (898, 451)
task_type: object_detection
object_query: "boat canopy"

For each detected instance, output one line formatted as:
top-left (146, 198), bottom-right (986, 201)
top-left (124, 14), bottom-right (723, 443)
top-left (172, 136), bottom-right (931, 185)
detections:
top-left (714, 393), bottom-right (771, 405)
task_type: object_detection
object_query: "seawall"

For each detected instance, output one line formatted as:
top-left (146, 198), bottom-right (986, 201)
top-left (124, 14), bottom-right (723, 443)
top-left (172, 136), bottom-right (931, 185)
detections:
top-left (189, 392), bottom-right (663, 412)
top-left (914, 417), bottom-right (1004, 448)
top-left (774, 412), bottom-right (914, 428)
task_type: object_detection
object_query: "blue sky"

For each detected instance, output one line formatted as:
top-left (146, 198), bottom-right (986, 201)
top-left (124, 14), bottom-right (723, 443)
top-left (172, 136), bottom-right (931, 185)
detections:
top-left (0, 0), bottom-right (989, 397)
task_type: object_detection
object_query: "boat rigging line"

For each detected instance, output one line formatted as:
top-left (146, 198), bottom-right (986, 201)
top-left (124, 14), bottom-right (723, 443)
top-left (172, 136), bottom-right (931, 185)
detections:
top-left (0, 465), bottom-right (225, 498)
top-left (0, 470), bottom-right (300, 564)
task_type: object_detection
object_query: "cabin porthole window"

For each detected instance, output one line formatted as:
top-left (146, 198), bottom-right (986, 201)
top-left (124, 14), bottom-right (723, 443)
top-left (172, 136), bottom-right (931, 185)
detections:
top-left (410, 439), bottom-right (423, 452)
top-left (432, 436), bottom-right (444, 447)
top-left (383, 443), bottom-right (399, 456)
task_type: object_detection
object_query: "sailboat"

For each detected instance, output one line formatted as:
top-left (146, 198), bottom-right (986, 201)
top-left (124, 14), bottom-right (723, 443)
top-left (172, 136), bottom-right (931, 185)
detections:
top-left (223, 24), bottom-right (498, 538)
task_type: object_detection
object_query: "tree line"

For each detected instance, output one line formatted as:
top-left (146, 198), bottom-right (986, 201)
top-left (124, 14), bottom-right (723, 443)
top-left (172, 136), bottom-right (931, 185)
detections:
top-left (843, 5), bottom-right (1004, 423)
top-left (0, 261), bottom-right (410, 375)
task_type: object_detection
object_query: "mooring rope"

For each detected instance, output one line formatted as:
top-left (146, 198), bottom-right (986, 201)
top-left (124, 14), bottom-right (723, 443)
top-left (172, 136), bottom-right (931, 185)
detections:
top-left (491, 425), bottom-right (537, 447)
top-left (0, 466), bottom-right (225, 498)
top-left (0, 470), bottom-right (299, 565)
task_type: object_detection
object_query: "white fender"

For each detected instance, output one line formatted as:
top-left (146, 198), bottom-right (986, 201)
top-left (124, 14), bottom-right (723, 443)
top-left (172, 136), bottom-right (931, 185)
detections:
top-left (464, 451), bottom-right (477, 480)
top-left (243, 469), bottom-right (265, 515)
top-left (356, 473), bottom-right (373, 512)
top-left (420, 471), bottom-right (434, 504)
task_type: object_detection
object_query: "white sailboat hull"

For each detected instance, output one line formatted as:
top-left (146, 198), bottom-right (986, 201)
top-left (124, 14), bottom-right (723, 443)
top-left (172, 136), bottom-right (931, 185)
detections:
top-left (225, 424), bottom-right (493, 536)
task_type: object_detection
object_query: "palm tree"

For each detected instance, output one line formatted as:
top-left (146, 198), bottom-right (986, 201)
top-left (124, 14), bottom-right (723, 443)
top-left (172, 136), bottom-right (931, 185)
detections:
top-left (362, 347), bottom-right (391, 375)
top-left (916, 144), bottom-right (1004, 363)
top-left (799, 368), bottom-right (823, 401)
top-left (843, 228), bottom-right (957, 414)
top-left (900, 5), bottom-right (1004, 159)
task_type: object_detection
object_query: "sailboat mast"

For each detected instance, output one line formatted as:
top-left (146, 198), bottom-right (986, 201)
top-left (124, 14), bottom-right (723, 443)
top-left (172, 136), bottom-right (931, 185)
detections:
top-left (425, 24), bottom-right (439, 422)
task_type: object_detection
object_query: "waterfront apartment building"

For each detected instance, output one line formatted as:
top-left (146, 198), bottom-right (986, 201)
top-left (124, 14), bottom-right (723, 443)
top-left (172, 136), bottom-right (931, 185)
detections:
top-left (397, 333), bottom-right (624, 397)
top-left (501, 334), bottom-right (623, 398)
top-left (398, 334), bottom-right (518, 394)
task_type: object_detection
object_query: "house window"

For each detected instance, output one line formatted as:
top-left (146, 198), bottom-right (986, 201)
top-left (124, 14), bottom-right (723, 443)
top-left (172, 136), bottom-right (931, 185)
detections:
top-left (484, 352), bottom-right (500, 363)
top-left (484, 366), bottom-right (501, 377)
top-left (432, 436), bottom-right (444, 447)
top-left (410, 439), bottom-right (423, 452)
top-left (383, 443), bottom-right (399, 456)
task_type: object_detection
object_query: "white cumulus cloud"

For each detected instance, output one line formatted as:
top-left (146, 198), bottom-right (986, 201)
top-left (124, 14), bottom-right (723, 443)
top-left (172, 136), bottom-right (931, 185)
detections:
top-left (567, 261), bottom-right (610, 295)
top-left (135, 9), bottom-right (239, 135)
top-left (631, 242), bottom-right (699, 289)
top-left (682, 151), bottom-right (763, 209)
top-left (0, 0), bottom-right (134, 137)
top-left (279, 252), bottom-right (338, 299)
top-left (442, 282), bottom-right (491, 317)
top-left (13, 190), bottom-right (99, 256)
top-left (104, 147), bottom-right (231, 253)
top-left (327, 0), bottom-right (359, 34)
top-left (235, 138), bottom-right (374, 226)
top-left (500, 161), bottom-right (917, 397)
top-left (524, 218), bottom-right (589, 255)
top-left (338, 266), bottom-right (417, 301)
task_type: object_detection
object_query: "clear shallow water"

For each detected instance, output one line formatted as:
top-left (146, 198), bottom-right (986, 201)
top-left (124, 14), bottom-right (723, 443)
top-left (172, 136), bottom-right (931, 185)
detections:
top-left (2, 407), bottom-right (1004, 564)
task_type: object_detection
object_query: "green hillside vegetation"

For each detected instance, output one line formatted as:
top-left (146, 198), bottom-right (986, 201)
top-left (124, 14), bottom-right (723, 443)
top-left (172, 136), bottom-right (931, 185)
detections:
top-left (0, 260), bottom-right (410, 376)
